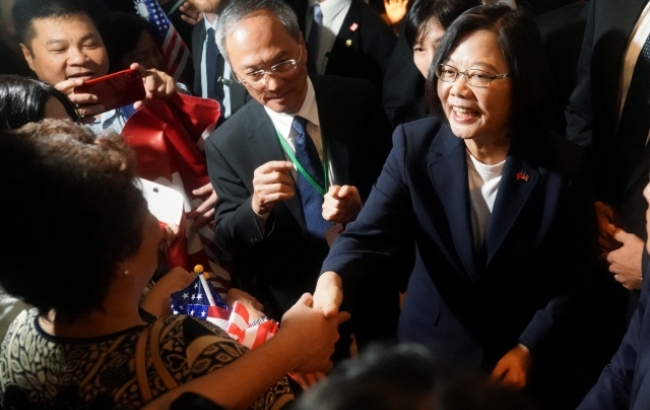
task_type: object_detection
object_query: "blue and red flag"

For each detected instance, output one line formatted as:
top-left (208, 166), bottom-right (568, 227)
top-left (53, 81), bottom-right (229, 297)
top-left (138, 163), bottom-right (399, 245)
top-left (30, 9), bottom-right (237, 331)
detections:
top-left (134, 0), bottom-right (190, 81)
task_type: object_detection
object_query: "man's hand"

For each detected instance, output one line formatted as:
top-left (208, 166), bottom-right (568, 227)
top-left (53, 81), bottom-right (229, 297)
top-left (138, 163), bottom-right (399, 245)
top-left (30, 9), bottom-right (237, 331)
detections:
top-left (384, 0), bottom-right (409, 25)
top-left (225, 288), bottom-right (265, 321)
top-left (252, 161), bottom-right (295, 215)
top-left (56, 78), bottom-right (105, 121)
top-left (606, 224), bottom-right (644, 291)
top-left (161, 223), bottom-right (180, 246)
top-left (490, 344), bottom-right (531, 390)
top-left (179, 1), bottom-right (203, 25)
top-left (313, 271), bottom-right (343, 319)
top-left (280, 293), bottom-right (350, 373)
top-left (595, 201), bottom-right (624, 253)
top-left (322, 185), bottom-right (363, 224)
top-left (190, 182), bottom-right (217, 229)
top-left (130, 63), bottom-right (177, 109)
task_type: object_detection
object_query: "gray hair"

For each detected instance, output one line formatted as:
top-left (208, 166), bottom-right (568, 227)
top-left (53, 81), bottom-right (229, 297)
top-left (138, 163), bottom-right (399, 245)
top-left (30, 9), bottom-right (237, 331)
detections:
top-left (216, 0), bottom-right (301, 61)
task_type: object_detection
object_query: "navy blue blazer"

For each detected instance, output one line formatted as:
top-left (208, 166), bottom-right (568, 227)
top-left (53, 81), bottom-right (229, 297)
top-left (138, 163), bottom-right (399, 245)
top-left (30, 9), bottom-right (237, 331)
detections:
top-left (578, 259), bottom-right (650, 409)
top-left (322, 117), bottom-right (595, 371)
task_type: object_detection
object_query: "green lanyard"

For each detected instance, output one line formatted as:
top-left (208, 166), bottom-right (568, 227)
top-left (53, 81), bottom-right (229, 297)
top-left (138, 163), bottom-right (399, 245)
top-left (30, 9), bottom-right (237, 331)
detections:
top-left (275, 128), bottom-right (330, 196)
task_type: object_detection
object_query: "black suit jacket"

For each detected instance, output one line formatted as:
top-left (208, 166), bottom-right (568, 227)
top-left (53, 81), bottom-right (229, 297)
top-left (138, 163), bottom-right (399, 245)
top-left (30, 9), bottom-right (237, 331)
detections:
top-left (295, 0), bottom-right (396, 93)
top-left (564, 0), bottom-right (649, 387)
top-left (535, 1), bottom-right (588, 135)
top-left (205, 75), bottom-right (393, 323)
top-left (382, 20), bottom-right (425, 125)
top-left (565, 0), bottom-right (649, 238)
top-left (191, 23), bottom-right (248, 118)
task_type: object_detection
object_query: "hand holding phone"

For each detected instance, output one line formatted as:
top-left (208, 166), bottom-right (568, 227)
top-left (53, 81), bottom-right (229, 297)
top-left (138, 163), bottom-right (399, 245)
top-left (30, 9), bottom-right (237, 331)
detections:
top-left (74, 68), bottom-right (146, 114)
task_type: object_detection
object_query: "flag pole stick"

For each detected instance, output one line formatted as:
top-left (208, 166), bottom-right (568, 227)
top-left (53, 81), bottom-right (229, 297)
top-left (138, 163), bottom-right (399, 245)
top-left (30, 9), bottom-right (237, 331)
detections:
top-left (167, 0), bottom-right (185, 16)
top-left (195, 265), bottom-right (217, 307)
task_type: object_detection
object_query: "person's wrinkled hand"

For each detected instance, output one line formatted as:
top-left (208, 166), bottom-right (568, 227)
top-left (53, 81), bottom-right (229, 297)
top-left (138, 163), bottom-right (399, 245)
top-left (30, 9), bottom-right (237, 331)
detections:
top-left (58, 78), bottom-right (105, 122)
top-left (179, 1), bottom-right (203, 25)
top-left (252, 161), bottom-right (295, 215)
top-left (225, 288), bottom-right (265, 321)
top-left (190, 182), bottom-right (217, 229)
top-left (161, 223), bottom-right (180, 247)
top-left (595, 201), bottom-right (623, 254)
top-left (280, 293), bottom-right (350, 373)
top-left (384, 0), bottom-right (409, 25)
top-left (490, 344), bottom-right (531, 390)
top-left (130, 63), bottom-right (177, 109)
top-left (313, 271), bottom-right (343, 319)
top-left (606, 224), bottom-right (644, 291)
top-left (322, 185), bottom-right (362, 224)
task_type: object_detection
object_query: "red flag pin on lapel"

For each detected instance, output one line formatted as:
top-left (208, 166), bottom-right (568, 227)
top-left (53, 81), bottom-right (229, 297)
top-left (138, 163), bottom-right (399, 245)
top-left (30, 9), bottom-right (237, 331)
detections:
top-left (516, 171), bottom-right (529, 182)
top-left (350, 22), bottom-right (359, 32)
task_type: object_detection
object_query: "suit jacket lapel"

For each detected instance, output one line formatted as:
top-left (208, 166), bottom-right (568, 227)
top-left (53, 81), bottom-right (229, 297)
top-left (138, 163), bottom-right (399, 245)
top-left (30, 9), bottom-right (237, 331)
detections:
top-left (485, 154), bottom-right (539, 266)
top-left (428, 128), bottom-right (478, 283)
top-left (246, 102), bottom-right (307, 230)
top-left (191, 24), bottom-right (206, 96)
top-left (330, 1), bottom-right (361, 58)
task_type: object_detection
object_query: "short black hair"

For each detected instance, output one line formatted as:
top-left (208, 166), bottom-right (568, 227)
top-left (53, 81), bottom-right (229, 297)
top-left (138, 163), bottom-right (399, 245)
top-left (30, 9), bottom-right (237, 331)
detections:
top-left (294, 343), bottom-right (536, 410)
top-left (12, 0), bottom-right (97, 46)
top-left (98, 11), bottom-right (156, 73)
top-left (0, 120), bottom-right (146, 323)
top-left (404, 0), bottom-right (481, 48)
top-left (427, 4), bottom-right (553, 134)
top-left (0, 74), bottom-right (79, 129)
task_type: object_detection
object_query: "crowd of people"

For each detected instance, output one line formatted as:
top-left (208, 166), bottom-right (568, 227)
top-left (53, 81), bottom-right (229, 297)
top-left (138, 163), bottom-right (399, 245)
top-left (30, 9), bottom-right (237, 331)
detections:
top-left (2, 0), bottom-right (650, 409)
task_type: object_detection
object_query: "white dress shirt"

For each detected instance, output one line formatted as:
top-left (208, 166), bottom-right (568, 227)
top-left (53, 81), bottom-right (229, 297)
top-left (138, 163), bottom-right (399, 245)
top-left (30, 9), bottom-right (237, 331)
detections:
top-left (201, 15), bottom-right (233, 118)
top-left (264, 78), bottom-right (336, 184)
top-left (306, 0), bottom-right (352, 75)
top-left (619, 1), bottom-right (650, 146)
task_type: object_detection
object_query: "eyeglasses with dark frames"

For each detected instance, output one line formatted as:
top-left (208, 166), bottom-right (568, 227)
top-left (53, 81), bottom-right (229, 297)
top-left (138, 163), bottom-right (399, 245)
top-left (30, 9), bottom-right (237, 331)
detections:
top-left (435, 64), bottom-right (509, 88)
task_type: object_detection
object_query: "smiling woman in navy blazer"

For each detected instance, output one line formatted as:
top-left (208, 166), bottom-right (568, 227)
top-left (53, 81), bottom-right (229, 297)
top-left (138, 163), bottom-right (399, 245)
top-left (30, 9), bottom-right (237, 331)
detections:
top-left (315, 4), bottom-right (597, 409)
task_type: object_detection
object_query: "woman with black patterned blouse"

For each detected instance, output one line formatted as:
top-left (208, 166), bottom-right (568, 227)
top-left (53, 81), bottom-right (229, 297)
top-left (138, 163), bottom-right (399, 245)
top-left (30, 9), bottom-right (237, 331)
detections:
top-left (0, 120), bottom-right (345, 410)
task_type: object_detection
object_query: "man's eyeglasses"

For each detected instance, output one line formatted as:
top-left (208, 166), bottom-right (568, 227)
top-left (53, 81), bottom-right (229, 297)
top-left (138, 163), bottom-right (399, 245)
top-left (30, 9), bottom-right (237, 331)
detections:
top-left (435, 64), bottom-right (509, 88)
top-left (236, 47), bottom-right (302, 90)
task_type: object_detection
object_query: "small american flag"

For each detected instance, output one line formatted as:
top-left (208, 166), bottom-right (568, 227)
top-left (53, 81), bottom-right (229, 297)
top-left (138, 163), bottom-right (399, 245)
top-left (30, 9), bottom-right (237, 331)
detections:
top-left (170, 272), bottom-right (278, 349)
top-left (134, 0), bottom-right (190, 81)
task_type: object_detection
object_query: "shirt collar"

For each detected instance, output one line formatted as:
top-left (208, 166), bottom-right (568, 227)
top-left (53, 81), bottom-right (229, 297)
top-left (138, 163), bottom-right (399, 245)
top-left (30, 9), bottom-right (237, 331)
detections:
top-left (264, 77), bottom-right (319, 138)
top-left (203, 13), bottom-right (219, 31)
top-left (310, 0), bottom-right (350, 20)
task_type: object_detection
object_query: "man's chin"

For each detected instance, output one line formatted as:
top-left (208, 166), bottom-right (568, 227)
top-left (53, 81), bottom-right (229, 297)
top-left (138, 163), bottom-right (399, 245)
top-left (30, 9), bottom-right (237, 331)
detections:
top-left (265, 99), bottom-right (299, 115)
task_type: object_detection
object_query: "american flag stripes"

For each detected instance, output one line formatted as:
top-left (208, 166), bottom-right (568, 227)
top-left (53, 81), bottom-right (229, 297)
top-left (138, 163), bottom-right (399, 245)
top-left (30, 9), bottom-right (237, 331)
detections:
top-left (134, 0), bottom-right (190, 81)
top-left (171, 273), bottom-right (278, 349)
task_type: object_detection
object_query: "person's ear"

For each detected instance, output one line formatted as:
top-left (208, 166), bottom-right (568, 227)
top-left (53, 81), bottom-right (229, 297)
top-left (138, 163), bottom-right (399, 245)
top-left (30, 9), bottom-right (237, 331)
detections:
top-left (20, 43), bottom-right (36, 72)
top-left (298, 32), bottom-right (306, 49)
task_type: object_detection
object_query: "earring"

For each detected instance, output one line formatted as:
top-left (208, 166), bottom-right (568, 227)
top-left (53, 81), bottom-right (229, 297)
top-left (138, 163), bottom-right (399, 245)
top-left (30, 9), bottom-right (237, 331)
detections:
top-left (124, 270), bottom-right (129, 276)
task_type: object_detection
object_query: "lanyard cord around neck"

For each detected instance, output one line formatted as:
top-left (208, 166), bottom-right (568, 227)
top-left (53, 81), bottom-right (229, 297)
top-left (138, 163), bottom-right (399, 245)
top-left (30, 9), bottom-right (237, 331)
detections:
top-left (275, 128), bottom-right (330, 196)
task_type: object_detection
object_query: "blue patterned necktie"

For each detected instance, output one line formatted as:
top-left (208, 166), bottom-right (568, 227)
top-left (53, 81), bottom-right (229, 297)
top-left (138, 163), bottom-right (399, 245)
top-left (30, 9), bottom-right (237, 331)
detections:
top-left (206, 27), bottom-right (224, 103)
top-left (292, 115), bottom-right (333, 238)
top-left (306, 3), bottom-right (323, 73)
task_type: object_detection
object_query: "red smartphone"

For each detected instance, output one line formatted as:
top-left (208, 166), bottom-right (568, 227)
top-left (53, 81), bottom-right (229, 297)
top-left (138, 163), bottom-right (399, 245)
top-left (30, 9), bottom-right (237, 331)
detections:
top-left (74, 68), bottom-right (146, 113)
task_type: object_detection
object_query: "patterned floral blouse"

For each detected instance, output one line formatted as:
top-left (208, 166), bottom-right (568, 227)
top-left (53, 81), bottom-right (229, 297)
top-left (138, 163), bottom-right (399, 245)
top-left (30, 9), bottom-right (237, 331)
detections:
top-left (0, 309), bottom-right (293, 409)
